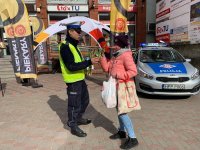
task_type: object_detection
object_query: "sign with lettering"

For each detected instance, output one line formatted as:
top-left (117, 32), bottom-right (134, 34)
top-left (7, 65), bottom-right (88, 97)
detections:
top-left (47, 0), bottom-right (87, 4)
top-left (98, 4), bottom-right (137, 12)
top-left (30, 16), bottom-right (48, 66)
top-left (189, 0), bottom-right (200, 44)
top-left (156, 0), bottom-right (170, 23)
top-left (0, 0), bottom-right (37, 79)
top-left (47, 5), bottom-right (88, 12)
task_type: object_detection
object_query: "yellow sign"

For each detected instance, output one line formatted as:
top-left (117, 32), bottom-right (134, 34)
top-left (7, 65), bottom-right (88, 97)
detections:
top-left (0, 0), bottom-right (37, 79)
top-left (110, 0), bottom-right (131, 33)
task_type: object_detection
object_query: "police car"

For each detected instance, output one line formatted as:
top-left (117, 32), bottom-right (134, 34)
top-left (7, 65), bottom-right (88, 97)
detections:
top-left (133, 43), bottom-right (200, 96)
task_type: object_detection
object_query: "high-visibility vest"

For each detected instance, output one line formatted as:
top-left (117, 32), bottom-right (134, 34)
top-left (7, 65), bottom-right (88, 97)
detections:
top-left (59, 41), bottom-right (85, 83)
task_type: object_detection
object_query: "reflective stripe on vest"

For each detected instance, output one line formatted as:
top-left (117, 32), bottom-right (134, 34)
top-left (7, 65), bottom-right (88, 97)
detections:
top-left (59, 42), bottom-right (85, 83)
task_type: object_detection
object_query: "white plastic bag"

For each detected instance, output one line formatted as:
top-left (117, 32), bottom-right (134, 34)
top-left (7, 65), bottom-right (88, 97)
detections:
top-left (101, 76), bottom-right (117, 108)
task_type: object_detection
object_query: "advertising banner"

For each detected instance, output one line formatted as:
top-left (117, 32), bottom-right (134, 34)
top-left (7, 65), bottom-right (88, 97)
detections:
top-left (170, 0), bottom-right (190, 11)
top-left (156, 0), bottom-right (170, 23)
top-left (170, 14), bottom-right (190, 43)
top-left (170, 24), bottom-right (189, 43)
top-left (170, 3), bottom-right (190, 43)
top-left (30, 16), bottom-right (48, 67)
top-left (156, 20), bottom-right (170, 43)
top-left (189, 0), bottom-right (200, 44)
top-left (110, 0), bottom-right (131, 34)
top-left (0, 10), bottom-right (21, 77)
top-left (1, 0), bottom-right (37, 79)
top-left (156, 0), bottom-right (200, 44)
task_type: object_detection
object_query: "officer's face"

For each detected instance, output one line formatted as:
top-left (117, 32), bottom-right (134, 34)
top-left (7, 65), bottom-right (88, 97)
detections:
top-left (69, 28), bottom-right (82, 41)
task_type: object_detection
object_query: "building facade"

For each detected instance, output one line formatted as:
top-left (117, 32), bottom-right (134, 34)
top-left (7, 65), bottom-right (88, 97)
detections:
top-left (0, 0), bottom-right (146, 65)
top-left (155, 0), bottom-right (200, 69)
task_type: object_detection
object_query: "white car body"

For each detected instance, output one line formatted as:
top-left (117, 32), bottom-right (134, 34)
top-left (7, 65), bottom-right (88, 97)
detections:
top-left (134, 44), bottom-right (200, 96)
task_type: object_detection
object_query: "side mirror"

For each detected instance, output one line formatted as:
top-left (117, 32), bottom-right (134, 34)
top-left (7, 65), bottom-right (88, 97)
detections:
top-left (185, 58), bottom-right (191, 62)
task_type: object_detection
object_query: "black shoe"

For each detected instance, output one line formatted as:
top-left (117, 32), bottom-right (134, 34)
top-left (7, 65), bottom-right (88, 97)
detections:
top-left (71, 127), bottom-right (87, 137)
top-left (120, 137), bottom-right (139, 149)
top-left (110, 131), bottom-right (126, 139)
top-left (77, 118), bottom-right (92, 125)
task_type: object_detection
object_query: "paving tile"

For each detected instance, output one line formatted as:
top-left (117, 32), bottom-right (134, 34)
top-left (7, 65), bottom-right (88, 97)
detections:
top-left (0, 73), bottom-right (200, 150)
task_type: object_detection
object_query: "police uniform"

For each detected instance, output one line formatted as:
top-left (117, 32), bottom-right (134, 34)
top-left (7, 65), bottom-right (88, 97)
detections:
top-left (59, 24), bottom-right (92, 137)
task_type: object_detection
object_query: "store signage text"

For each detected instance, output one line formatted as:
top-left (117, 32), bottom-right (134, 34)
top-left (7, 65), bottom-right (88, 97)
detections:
top-left (57, 5), bottom-right (79, 11)
top-left (48, 5), bottom-right (88, 11)
top-left (98, 4), bottom-right (137, 12)
top-left (156, 8), bottom-right (170, 18)
top-left (156, 25), bottom-right (169, 34)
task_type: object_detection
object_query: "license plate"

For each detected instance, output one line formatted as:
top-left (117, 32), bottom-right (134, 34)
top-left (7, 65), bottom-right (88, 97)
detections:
top-left (162, 84), bottom-right (185, 89)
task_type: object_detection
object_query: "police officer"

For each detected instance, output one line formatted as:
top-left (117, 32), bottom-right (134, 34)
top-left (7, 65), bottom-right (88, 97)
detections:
top-left (59, 23), bottom-right (99, 137)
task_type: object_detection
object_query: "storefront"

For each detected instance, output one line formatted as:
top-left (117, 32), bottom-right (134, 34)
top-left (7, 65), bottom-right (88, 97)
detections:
top-left (1, 0), bottom-right (146, 64)
top-left (97, 0), bottom-right (137, 49)
top-left (46, 0), bottom-right (89, 59)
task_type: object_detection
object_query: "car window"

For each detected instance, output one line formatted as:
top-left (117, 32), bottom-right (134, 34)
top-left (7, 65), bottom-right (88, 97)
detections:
top-left (133, 51), bottom-right (138, 64)
top-left (140, 49), bottom-right (185, 63)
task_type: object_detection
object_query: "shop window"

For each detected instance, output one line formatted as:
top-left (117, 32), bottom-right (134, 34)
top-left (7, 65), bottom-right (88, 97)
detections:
top-left (49, 35), bottom-right (59, 52)
top-left (99, 13), bottom-right (135, 21)
top-left (99, 13), bottom-right (110, 20)
top-left (127, 13), bottom-right (135, 21)
top-left (128, 25), bottom-right (136, 48)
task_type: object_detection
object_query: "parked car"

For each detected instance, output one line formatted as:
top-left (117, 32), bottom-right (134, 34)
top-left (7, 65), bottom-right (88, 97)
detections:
top-left (133, 43), bottom-right (200, 96)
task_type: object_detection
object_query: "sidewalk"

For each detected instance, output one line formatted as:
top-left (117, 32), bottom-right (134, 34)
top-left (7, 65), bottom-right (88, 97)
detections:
top-left (0, 73), bottom-right (200, 150)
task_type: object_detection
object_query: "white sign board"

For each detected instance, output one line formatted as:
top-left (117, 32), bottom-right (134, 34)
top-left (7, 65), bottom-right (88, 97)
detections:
top-left (156, 20), bottom-right (170, 36)
top-left (47, 0), bottom-right (87, 4)
top-left (170, 0), bottom-right (190, 11)
top-left (47, 5), bottom-right (88, 12)
top-left (189, 0), bottom-right (200, 44)
top-left (156, 0), bottom-right (200, 44)
top-left (156, 0), bottom-right (171, 23)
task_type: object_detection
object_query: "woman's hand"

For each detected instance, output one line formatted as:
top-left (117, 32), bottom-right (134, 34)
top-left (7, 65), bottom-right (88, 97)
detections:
top-left (91, 57), bottom-right (99, 64)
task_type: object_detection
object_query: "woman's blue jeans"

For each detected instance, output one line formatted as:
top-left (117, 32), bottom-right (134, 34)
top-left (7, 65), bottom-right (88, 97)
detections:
top-left (118, 113), bottom-right (136, 138)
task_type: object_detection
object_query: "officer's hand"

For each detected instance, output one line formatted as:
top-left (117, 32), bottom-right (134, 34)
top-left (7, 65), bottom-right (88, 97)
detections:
top-left (91, 57), bottom-right (99, 64)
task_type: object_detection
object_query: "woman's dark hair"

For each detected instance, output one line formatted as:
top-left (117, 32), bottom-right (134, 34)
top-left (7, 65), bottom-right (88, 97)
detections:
top-left (114, 35), bottom-right (129, 48)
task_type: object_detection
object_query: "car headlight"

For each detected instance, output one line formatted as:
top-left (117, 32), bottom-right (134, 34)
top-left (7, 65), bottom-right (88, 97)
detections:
top-left (191, 69), bottom-right (199, 80)
top-left (138, 68), bottom-right (154, 80)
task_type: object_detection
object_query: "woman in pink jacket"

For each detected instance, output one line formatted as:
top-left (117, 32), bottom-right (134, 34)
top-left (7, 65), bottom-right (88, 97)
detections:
top-left (100, 35), bottom-right (138, 149)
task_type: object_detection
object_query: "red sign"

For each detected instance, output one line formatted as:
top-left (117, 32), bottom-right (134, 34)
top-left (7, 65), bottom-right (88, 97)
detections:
top-left (156, 33), bottom-right (170, 43)
top-left (98, 4), bottom-right (137, 12)
top-left (156, 8), bottom-right (170, 18)
top-left (156, 25), bottom-right (169, 34)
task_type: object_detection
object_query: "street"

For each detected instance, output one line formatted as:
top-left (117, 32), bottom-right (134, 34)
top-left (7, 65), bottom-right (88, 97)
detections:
top-left (0, 73), bottom-right (200, 150)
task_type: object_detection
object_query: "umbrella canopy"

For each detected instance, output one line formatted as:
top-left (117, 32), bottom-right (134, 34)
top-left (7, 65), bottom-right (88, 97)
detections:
top-left (33, 16), bottom-right (110, 51)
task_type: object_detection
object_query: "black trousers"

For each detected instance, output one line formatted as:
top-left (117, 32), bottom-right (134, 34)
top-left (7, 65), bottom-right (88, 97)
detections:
top-left (66, 80), bottom-right (89, 128)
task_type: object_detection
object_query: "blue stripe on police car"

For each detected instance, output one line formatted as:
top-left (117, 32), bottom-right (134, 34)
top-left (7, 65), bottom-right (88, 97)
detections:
top-left (148, 63), bottom-right (187, 74)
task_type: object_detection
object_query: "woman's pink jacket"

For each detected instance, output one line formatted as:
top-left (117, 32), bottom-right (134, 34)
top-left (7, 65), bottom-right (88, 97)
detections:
top-left (100, 50), bottom-right (138, 80)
